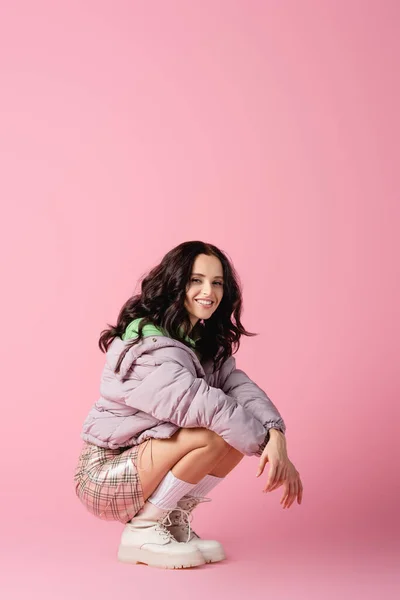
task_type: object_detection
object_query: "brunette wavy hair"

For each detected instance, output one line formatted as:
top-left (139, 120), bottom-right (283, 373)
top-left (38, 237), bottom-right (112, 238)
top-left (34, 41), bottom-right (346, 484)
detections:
top-left (98, 241), bottom-right (257, 374)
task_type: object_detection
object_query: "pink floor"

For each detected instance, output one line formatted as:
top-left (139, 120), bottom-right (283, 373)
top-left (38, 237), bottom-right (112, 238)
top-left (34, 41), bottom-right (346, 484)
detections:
top-left (2, 500), bottom-right (398, 600)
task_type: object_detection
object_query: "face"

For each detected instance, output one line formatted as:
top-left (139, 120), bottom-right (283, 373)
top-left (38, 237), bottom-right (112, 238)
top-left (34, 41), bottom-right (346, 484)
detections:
top-left (184, 253), bottom-right (224, 331)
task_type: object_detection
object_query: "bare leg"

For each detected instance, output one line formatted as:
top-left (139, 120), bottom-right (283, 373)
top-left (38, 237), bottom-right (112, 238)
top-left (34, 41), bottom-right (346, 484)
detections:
top-left (209, 446), bottom-right (245, 477)
top-left (136, 427), bottom-right (232, 501)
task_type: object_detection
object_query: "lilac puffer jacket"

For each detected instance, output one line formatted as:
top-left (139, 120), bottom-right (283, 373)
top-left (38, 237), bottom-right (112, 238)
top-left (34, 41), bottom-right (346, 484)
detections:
top-left (80, 334), bottom-right (286, 457)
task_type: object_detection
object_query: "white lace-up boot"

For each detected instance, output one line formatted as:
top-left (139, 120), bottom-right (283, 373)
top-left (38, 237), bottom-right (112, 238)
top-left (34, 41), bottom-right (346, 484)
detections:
top-left (117, 500), bottom-right (206, 569)
top-left (166, 496), bottom-right (226, 564)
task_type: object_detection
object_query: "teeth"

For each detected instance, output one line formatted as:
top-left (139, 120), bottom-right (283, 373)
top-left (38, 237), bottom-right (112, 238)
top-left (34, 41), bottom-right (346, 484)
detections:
top-left (196, 300), bottom-right (213, 305)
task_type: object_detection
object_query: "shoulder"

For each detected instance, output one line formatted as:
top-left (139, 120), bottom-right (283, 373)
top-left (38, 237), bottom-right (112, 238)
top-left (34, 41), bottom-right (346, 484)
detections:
top-left (219, 355), bottom-right (236, 374)
top-left (110, 335), bottom-right (204, 382)
top-left (147, 340), bottom-right (193, 363)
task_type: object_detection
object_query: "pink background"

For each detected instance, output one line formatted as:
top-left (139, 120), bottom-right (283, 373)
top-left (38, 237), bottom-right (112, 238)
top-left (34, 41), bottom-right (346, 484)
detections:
top-left (1, 1), bottom-right (399, 598)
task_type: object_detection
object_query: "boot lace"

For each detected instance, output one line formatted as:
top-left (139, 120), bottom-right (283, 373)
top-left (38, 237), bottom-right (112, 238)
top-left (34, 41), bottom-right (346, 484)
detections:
top-left (169, 496), bottom-right (211, 543)
top-left (154, 511), bottom-right (182, 542)
top-left (170, 508), bottom-right (194, 543)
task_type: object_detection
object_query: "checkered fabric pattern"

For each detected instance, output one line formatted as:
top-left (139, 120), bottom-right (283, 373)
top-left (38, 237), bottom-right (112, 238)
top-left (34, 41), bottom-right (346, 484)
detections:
top-left (74, 441), bottom-right (145, 523)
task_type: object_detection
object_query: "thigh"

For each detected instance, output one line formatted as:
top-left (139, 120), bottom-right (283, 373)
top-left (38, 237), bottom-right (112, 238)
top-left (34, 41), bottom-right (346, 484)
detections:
top-left (135, 428), bottom-right (230, 500)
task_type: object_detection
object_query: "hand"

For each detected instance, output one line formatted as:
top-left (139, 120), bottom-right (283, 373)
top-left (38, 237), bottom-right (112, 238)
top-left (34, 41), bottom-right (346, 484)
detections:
top-left (256, 434), bottom-right (303, 509)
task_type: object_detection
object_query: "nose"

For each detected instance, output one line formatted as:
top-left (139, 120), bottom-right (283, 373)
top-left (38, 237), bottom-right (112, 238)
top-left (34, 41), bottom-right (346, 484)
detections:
top-left (201, 283), bottom-right (212, 296)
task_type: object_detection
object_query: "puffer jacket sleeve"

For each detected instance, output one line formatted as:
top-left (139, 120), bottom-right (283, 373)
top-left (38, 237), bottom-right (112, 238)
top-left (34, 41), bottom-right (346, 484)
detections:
top-left (123, 360), bottom-right (271, 457)
top-left (218, 356), bottom-right (286, 457)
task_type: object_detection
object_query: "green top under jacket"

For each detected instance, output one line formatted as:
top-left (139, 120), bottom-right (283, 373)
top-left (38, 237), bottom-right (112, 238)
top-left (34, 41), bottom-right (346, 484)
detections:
top-left (122, 317), bottom-right (202, 360)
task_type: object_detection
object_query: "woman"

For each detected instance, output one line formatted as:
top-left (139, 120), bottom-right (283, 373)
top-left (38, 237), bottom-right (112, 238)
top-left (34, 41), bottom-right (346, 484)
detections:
top-left (74, 240), bottom-right (302, 569)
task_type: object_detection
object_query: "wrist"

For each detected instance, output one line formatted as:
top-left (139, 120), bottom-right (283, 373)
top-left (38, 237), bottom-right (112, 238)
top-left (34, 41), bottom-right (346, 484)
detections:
top-left (269, 428), bottom-right (284, 436)
top-left (268, 428), bottom-right (286, 443)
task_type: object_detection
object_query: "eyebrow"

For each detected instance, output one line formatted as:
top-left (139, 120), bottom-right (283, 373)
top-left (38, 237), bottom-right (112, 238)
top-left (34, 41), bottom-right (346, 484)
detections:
top-left (192, 272), bottom-right (224, 280)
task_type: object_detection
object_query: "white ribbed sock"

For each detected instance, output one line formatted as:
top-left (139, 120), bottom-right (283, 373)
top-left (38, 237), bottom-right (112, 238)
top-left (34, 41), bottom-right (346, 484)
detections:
top-left (147, 470), bottom-right (197, 510)
top-left (183, 473), bottom-right (225, 499)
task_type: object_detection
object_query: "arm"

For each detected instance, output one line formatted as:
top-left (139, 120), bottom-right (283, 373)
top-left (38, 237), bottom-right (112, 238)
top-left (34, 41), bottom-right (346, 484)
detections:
top-left (124, 360), bottom-right (269, 457)
top-left (218, 356), bottom-right (286, 457)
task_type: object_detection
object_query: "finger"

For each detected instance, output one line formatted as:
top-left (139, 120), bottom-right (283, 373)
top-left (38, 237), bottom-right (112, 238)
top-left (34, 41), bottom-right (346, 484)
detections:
top-left (289, 480), bottom-right (300, 508)
top-left (272, 465), bottom-right (288, 491)
top-left (265, 463), bottom-right (284, 491)
top-left (256, 459), bottom-right (265, 477)
top-left (269, 465), bottom-right (288, 491)
top-left (285, 481), bottom-right (296, 508)
top-left (268, 480), bottom-right (282, 492)
top-left (279, 481), bottom-right (290, 504)
top-left (287, 482), bottom-right (298, 508)
top-left (270, 476), bottom-right (286, 492)
top-left (264, 464), bottom-right (276, 490)
top-left (282, 482), bottom-right (293, 508)
top-left (272, 465), bottom-right (284, 490)
top-left (280, 487), bottom-right (289, 506)
top-left (298, 481), bottom-right (303, 504)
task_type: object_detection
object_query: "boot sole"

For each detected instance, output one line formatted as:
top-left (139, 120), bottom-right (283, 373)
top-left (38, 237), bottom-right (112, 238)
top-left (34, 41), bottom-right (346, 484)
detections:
top-left (203, 550), bottom-right (226, 563)
top-left (117, 546), bottom-right (206, 569)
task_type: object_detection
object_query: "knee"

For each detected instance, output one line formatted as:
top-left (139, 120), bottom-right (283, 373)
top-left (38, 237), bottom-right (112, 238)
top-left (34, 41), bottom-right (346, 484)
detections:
top-left (177, 427), bottom-right (231, 451)
top-left (204, 428), bottom-right (231, 451)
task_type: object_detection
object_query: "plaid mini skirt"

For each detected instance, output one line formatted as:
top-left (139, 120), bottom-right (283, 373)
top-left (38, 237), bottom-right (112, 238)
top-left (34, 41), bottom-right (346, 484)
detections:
top-left (74, 439), bottom-right (152, 524)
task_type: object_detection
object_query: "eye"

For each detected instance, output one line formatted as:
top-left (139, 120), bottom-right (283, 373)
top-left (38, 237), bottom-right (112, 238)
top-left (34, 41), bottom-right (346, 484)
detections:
top-left (191, 278), bottom-right (223, 286)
